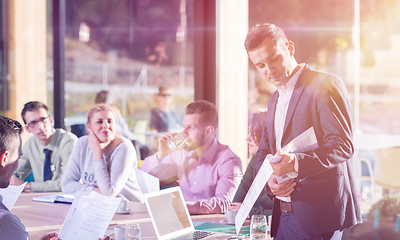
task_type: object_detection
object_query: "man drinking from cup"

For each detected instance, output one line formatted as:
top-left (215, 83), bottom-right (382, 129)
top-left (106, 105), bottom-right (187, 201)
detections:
top-left (141, 100), bottom-right (243, 214)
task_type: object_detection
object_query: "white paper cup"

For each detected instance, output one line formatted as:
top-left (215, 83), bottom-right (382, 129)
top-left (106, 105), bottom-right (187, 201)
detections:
top-left (114, 226), bottom-right (125, 240)
top-left (117, 199), bottom-right (128, 212)
top-left (224, 209), bottom-right (237, 224)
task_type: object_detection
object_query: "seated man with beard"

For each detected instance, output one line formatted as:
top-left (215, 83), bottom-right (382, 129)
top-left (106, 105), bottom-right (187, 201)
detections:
top-left (141, 100), bottom-right (242, 214)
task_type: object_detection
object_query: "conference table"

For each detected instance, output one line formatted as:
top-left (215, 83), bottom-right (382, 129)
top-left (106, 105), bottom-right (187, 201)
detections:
top-left (11, 192), bottom-right (258, 240)
top-left (353, 133), bottom-right (400, 151)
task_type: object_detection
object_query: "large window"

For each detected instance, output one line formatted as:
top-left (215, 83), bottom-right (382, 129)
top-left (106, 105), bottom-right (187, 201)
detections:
top-left (248, 0), bottom-right (400, 214)
top-left (47, 0), bottom-right (195, 131)
top-left (248, 0), bottom-right (400, 135)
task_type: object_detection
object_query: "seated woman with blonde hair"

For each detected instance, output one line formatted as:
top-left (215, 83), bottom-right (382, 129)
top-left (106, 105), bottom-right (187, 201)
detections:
top-left (62, 104), bottom-right (144, 202)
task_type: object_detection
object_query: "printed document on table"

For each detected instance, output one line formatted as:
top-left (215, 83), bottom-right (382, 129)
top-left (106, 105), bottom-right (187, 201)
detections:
top-left (0, 182), bottom-right (26, 210)
top-left (58, 191), bottom-right (122, 240)
top-left (235, 127), bottom-right (318, 235)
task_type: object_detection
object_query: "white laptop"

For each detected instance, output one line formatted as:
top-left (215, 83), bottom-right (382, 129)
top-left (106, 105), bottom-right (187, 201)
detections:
top-left (144, 186), bottom-right (231, 240)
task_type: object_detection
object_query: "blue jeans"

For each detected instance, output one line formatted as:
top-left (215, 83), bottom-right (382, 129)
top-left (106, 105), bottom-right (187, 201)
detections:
top-left (274, 211), bottom-right (343, 240)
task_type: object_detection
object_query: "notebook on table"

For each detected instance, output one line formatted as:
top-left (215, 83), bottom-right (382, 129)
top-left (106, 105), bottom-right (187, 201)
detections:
top-left (143, 186), bottom-right (231, 240)
top-left (32, 193), bottom-right (74, 204)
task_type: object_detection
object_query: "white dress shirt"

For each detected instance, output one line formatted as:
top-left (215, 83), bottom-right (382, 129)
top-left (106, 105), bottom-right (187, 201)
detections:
top-left (274, 63), bottom-right (305, 202)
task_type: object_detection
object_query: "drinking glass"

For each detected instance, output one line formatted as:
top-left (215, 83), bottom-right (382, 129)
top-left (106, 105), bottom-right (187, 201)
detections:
top-left (125, 223), bottom-right (141, 240)
top-left (267, 215), bottom-right (272, 236)
top-left (167, 132), bottom-right (189, 151)
top-left (250, 214), bottom-right (267, 239)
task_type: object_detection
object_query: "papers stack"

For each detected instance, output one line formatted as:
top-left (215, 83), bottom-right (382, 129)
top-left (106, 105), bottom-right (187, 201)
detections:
top-left (58, 191), bottom-right (121, 240)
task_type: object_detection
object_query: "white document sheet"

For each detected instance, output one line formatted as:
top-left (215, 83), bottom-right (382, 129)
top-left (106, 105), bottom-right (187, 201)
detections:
top-left (0, 182), bottom-right (26, 210)
top-left (134, 168), bottom-right (160, 194)
top-left (235, 127), bottom-right (318, 235)
top-left (269, 127), bottom-right (318, 164)
top-left (58, 191), bottom-right (122, 240)
top-left (235, 159), bottom-right (274, 235)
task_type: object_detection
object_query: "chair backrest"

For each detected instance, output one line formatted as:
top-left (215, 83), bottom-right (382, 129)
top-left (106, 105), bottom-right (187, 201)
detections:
top-left (133, 120), bottom-right (149, 144)
top-left (374, 147), bottom-right (400, 189)
top-left (65, 116), bottom-right (87, 138)
top-left (70, 124), bottom-right (87, 138)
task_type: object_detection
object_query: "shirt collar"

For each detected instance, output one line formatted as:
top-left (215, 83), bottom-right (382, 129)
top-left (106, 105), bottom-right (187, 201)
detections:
top-left (278, 63), bottom-right (305, 94)
top-left (187, 138), bottom-right (218, 163)
top-left (37, 128), bottom-right (56, 152)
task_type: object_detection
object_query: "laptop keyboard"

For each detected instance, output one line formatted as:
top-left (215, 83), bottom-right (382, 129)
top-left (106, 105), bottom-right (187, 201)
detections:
top-left (172, 230), bottom-right (215, 240)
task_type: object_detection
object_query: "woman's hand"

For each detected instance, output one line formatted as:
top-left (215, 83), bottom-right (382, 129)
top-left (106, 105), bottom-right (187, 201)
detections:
top-left (87, 129), bottom-right (103, 160)
top-left (92, 187), bottom-right (101, 193)
top-left (40, 232), bottom-right (59, 240)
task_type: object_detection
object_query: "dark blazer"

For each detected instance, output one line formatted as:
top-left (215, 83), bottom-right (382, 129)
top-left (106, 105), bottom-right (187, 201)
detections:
top-left (254, 64), bottom-right (362, 237)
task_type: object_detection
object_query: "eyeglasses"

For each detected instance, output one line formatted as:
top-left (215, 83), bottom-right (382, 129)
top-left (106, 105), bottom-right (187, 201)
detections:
top-left (159, 93), bottom-right (172, 97)
top-left (26, 116), bottom-right (50, 129)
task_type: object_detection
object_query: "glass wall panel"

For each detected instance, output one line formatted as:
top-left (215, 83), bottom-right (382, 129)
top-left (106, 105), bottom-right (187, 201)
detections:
top-left (248, 0), bottom-right (400, 135)
top-left (46, 0), bottom-right (194, 145)
top-left (248, 0), bottom-right (400, 216)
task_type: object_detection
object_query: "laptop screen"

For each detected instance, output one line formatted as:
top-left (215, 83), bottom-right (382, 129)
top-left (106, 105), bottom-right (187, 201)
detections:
top-left (145, 187), bottom-right (193, 238)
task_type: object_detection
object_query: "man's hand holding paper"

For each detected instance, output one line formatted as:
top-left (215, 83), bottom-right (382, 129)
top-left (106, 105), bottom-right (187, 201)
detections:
top-left (267, 127), bottom-right (318, 184)
top-left (270, 150), bottom-right (295, 177)
top-left (268, 174), bottom-right (296, 197)
top-left (235, 127), bottom-right (318, 235)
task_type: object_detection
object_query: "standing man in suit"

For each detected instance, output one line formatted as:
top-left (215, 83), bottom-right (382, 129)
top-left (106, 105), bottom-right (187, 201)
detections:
top-left (246, 23), bottom-right (362, 239)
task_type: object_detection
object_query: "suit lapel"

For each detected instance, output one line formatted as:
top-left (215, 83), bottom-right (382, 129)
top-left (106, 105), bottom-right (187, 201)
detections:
top-left (281, 65), bottom-right (311, 142)
top-left (268, 92), bottom-right (279, 154)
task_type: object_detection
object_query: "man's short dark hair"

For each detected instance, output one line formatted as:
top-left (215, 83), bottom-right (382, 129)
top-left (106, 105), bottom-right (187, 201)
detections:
top-left (0, 116), bottom-right (23, 155)
top-left (21, 101), bottom-right (50, 124)
top-left (244, 23), bottom-right (288, 52)
top-left (185, 100), bottom-right (218, 129)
